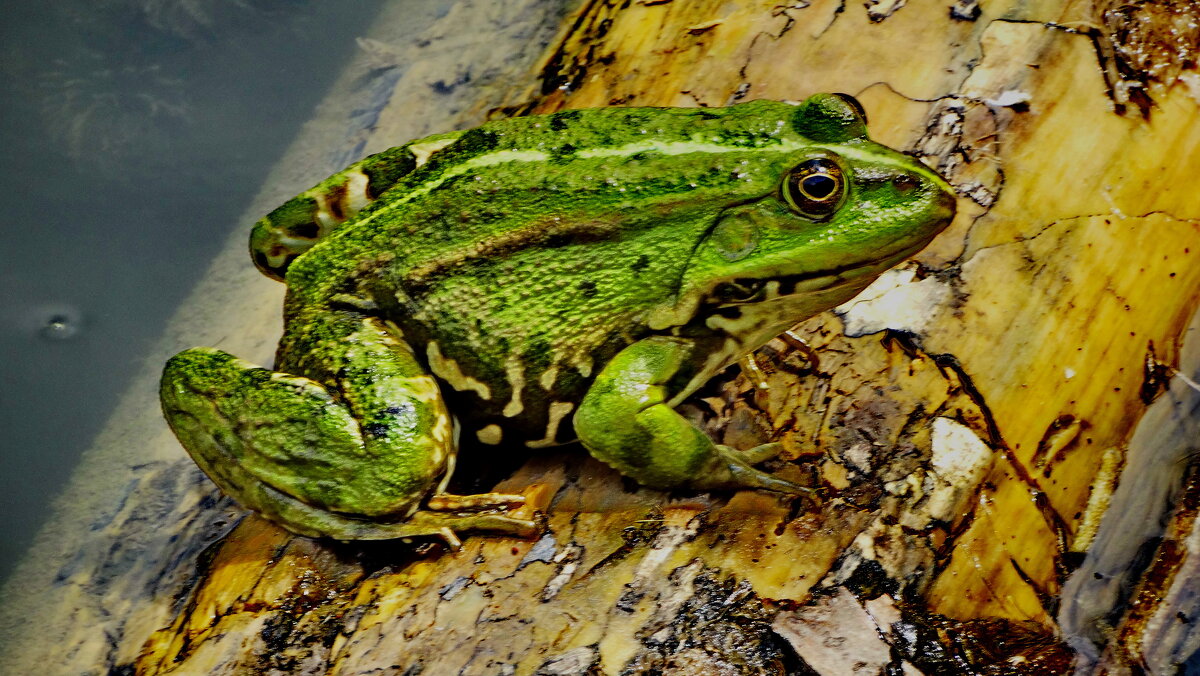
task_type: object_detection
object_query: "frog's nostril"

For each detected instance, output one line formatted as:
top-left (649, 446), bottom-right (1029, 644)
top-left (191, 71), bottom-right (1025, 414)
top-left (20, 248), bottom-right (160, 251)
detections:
top-left (892, 175), bottom-right (919, 193)
top-left (936, 187), bottom-right (957, 223)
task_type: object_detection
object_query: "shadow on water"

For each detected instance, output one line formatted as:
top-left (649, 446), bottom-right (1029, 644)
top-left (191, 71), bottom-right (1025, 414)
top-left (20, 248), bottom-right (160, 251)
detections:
top-left (0, 0), bottom-right (386, 582)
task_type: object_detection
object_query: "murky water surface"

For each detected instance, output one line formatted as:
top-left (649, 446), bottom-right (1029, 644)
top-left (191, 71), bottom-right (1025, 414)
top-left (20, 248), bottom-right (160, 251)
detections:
top-left (0, 0), bottom-right (386, 580)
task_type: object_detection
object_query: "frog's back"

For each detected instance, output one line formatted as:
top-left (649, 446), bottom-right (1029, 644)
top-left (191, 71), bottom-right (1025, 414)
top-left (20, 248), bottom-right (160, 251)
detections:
top-left (283, 102), bottom-right (808, 447)
top-left (316, 101), bottom-right (810, 296)
top-left (265, 101), bottom-right (800, 280)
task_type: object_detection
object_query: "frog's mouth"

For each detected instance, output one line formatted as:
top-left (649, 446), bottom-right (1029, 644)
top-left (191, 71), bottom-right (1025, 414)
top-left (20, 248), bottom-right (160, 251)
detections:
top-left (650, 239), bottom-right (931, 335)
top-left (702, 237), bottom-right (931, 308)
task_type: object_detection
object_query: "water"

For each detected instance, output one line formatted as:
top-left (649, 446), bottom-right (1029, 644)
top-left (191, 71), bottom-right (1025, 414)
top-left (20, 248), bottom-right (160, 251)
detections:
top-left (0, 0), bottom-right (386, 582)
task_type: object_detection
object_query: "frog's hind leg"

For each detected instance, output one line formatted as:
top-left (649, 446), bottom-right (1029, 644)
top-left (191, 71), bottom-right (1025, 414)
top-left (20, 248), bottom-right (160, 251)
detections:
top-left (160, 312), bottom-right (535, 542)
top-left (249, 130), bottom-right (466, 281)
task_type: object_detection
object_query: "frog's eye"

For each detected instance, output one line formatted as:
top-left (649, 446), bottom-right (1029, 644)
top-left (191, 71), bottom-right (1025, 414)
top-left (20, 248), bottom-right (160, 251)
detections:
top-left (783, 158), bottom-right (846, 220)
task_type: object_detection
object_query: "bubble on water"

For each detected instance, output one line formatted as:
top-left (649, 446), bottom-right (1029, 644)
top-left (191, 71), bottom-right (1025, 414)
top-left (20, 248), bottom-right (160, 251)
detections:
top-left (42, 315), bottom-right (79, 340)
top-left (24, 304), bottom-right (84, 341)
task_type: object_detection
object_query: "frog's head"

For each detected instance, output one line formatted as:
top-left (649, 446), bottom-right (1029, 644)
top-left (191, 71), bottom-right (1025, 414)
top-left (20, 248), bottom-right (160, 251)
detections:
top-left (657, 94), bottom-right (956, 345)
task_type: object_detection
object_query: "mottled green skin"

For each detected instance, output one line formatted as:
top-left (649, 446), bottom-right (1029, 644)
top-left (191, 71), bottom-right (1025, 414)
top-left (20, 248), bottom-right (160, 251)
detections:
top-left (161, 95), bottom-right (956, 542)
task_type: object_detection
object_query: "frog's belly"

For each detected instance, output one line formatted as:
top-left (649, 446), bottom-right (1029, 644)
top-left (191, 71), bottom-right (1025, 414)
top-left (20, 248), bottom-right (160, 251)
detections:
top-left (413, 324), bottom-right (617, 450)
top-left (439, 375), bottom-right (592, 450)
top-left (421, 330), bottom-right (635, 451)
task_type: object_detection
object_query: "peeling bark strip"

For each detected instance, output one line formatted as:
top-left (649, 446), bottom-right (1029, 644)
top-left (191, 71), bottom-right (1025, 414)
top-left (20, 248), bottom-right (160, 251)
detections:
top-left (6, 1), bottom-right (1199, 675)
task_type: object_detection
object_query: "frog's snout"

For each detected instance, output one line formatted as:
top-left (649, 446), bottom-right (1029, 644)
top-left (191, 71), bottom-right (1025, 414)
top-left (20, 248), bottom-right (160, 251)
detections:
top-left (927, 181), bottom-right (957, 234)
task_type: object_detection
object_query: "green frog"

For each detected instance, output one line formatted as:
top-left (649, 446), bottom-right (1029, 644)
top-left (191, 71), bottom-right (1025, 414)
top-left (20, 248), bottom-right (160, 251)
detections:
top-left (161, 94), bottom-right (956, 544)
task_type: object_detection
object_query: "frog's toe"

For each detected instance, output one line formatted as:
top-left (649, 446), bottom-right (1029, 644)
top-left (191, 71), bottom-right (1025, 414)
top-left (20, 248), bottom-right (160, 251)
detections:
top-left (692, 445), bottom-right (811, 496)
top-left (388, 510), bottom-right (541, 543)
top-left (427, 492), bottom-right (526, 512)
top-left (735, 442), bottom-right (786, 465)
top-left (725, 462), bottom-right (811, 495)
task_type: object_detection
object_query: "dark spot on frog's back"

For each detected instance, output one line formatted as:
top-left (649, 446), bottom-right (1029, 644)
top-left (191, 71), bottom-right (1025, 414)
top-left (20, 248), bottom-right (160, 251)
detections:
top-left (431, 174), bottom-right (463, 193)
top-left (289, 221), bottom-right (320, 239)
top-left (548, 109), bottom-right (582, 132)
top-left (627, 150), bottom-right (664, 162)
top-left (473, 209), bottom-right (506, 223)
top-left (631, 255), bottom-right (650, 274)
top-left (325, 182), bottom-right (348, 220)
top-left (618, 109), bottom-right (655, 130)
top-left (543, 231), bottom-right (578, 248)
top-left (456, 128), bottom-right (500, 154)
top-left (525, 337), bottom-right (553, 371)
top-left (577, 279), bottom-right (597, 298)
top-left (244, 367), bottom-right (273, 386)
top-left (715, 130), bottom-right (775, 148)
top-left (364, 152), bottom-right (416, 199)
top-left (549, 143), bottom-right (576, 163)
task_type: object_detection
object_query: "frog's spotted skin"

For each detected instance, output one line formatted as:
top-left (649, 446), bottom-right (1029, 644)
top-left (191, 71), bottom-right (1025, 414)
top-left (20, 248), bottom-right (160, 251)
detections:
top-left (161, 95), bottom-right (956, 542)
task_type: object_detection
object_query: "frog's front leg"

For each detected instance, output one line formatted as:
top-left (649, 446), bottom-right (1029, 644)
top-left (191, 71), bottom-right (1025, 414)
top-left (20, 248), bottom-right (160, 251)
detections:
top-left (160, 311), bottom-right (536, 542)
top-left (574, 335), bottom-right (809, 495)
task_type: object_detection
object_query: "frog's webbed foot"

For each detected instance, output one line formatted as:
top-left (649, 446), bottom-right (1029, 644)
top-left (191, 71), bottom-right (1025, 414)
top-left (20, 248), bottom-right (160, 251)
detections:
top-left (403, 492), bottom-right (541, 548)
top-left (234, 481), bottom-right (538, 545)
top-left (402, 505), bottom-right (540, 549)
top-left (315, 507), bottom-right (539, 547)
top-left (427, 492), bottom-right (526, 511)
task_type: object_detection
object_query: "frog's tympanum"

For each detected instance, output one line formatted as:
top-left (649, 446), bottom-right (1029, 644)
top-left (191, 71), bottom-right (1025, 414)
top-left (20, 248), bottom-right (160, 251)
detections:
top-left (161, 94), bottom-right (956, 543)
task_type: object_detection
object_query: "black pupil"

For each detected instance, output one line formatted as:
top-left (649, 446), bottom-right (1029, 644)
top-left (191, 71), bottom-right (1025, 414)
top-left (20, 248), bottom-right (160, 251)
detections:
top-left (802, 173), bottom-right (836, 200)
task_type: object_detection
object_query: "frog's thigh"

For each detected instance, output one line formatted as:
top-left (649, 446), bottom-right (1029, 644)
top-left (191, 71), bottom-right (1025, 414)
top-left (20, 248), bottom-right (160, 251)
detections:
top-left (161, 319), bottom-right (532, 540)
top-left (574, 336), bottom-right (806, 495)
top-left (161, 345), bottom-right (441, 528)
